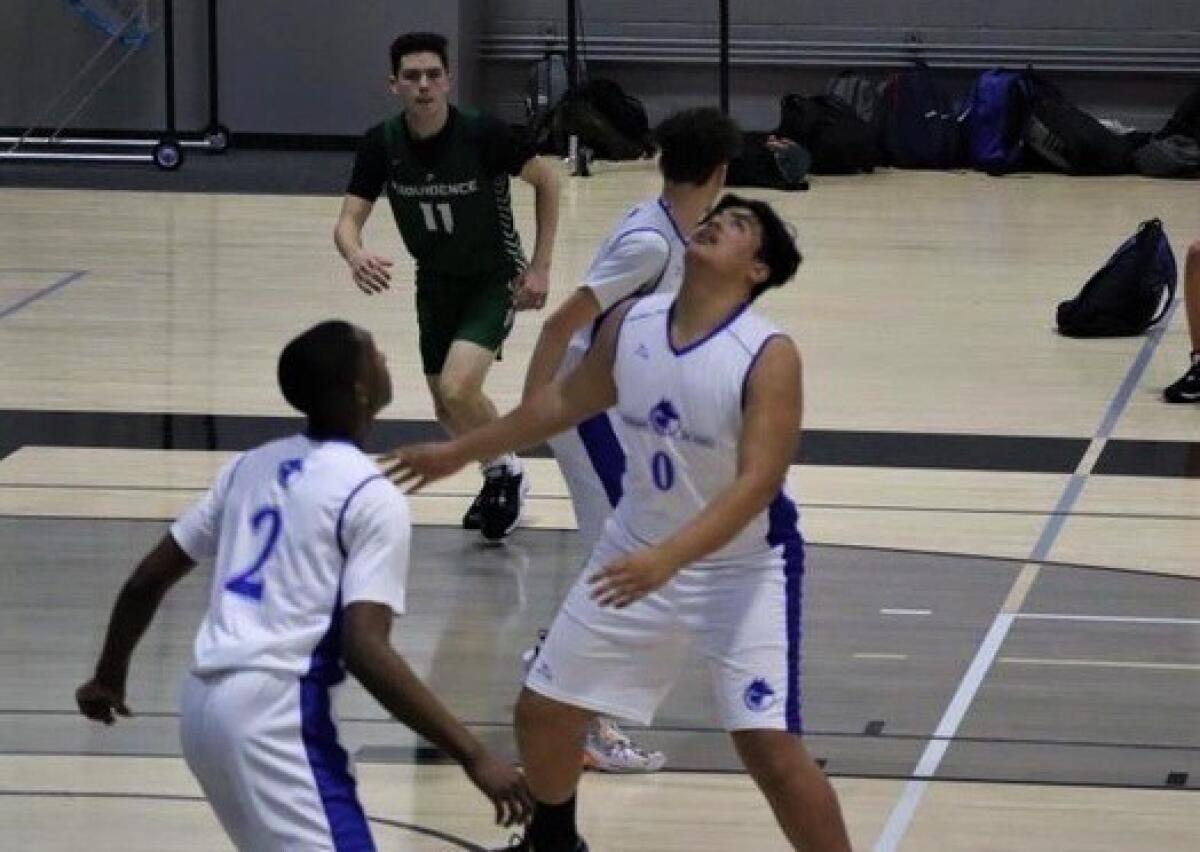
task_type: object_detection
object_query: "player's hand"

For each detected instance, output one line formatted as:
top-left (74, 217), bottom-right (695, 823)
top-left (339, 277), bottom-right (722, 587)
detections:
top-left (380, 442), bottom-right (469, 492)
top-left (349, 250), bottom-right (394, 294)
top-left (75, 678), bottom-right (132, 725)
top-left (512, 265), bottom-right (549, 311)
top-left (588, 547), bottom-right (679, 608)
top-left (462, 750), bottom-right (534, 827)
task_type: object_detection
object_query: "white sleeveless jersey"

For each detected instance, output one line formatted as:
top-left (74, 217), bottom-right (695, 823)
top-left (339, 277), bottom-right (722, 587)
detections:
top-left (171, 435), bottom-right (409, 684)
top-left (561, 197), bottom-right (688, 375)
top-left (609, 293), bottom-right (802, 562)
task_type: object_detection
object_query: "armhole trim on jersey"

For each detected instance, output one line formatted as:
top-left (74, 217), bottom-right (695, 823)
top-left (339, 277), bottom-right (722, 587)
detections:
top-left (610, 299), bottom-right (637, 360)
top-left (740, 332), bottom-right (785, 410)
top-left (587, 292), bottom-right (642, 355)
top-left (336, 474), bottom-right (386, 559)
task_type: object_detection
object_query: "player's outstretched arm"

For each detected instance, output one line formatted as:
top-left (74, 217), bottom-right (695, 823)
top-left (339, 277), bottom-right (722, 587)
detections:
top-left (342, 602), bottom-right (532, 827)
top-left (590, 336), bottom-right (802, 607)
top-left (334, 195), bottom-right (393, 295)
top-left (383, 301), bottom-right (629, 491)
top-left (75, 534), bottom-right (197, 724)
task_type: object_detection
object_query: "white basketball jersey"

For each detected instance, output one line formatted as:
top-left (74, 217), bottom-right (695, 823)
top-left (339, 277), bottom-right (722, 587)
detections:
top-left (548, 198), bottom-right (689, 549)
top-left (561, 197), bottom-right (688, 375)
top-left (609, 293), bottom-right (801, 562)
top-left (171, 435), bottom-right (409, 684)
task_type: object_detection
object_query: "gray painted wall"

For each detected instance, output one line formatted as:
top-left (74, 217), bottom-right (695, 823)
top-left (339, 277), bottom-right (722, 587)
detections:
top-left (3, 1), bottom-right (1197, 137)
top-left (482, 1), bottom-right (1200, 131)
top-left (488, 0), bottom-right (1198, 47)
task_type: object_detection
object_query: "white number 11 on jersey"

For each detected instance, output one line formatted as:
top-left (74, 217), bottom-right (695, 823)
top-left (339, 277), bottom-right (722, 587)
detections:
top-left (419, 202), bottom-right (454, 234)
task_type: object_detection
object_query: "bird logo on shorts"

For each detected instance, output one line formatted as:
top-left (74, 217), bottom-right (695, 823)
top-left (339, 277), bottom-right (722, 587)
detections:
top-left (743, 678), bottom-right (776, 712)
top-left (649, 399), bottom-right (682, 437)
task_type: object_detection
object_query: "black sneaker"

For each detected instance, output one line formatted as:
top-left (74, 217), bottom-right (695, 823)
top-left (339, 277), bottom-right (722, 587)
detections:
top-left (1164, 361), bottom-right (1200, 403)
top-left (462, 489), bottom-right (485, 530)
top-left (479, 468), bottom-right (529, 541)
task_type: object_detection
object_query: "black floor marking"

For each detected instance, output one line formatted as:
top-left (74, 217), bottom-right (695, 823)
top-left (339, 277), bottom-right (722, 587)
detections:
top-left (23, 408), bottom-right (1200, 476)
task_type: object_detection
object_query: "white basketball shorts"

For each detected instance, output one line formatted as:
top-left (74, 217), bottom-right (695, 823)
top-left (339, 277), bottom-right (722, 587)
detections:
top-left (524, 521), bottom-right (805, 732)
top-left (179, 670), bottom-right (374, 851)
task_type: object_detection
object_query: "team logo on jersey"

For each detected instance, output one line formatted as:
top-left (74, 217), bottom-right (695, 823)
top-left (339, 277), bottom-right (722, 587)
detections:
top-left (635, 343), bottom-right (650, 359)
top-left (649, 399), bottom-right (682, 436)
top-left (743, 678), bottom-right (777, 712)
top-left (278, 458), bottom-right (304, 488)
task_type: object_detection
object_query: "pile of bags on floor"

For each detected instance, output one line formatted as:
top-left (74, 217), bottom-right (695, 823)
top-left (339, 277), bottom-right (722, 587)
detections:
top-left (735, 63), bottom-right (1200, 186)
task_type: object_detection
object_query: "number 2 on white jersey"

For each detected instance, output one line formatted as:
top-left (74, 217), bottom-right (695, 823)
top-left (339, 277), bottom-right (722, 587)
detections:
top-left (224, 506), bottom-right (283, 601)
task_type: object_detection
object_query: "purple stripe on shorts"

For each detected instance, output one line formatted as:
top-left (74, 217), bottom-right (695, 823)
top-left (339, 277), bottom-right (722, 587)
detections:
top-left (576, 412), bottom-right (626, 508)
top-left (300, 678), bottom-right (375, 851)
top-left (767, 492), bottom-right (805, 734)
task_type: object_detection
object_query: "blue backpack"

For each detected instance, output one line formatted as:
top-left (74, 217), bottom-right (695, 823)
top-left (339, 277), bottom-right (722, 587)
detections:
top-left (963, 70), bottom-right (1031, 174)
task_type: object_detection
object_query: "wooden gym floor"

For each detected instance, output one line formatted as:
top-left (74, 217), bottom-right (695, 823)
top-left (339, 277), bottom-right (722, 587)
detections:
top-left (0, 161), bottom-right (1197, 850)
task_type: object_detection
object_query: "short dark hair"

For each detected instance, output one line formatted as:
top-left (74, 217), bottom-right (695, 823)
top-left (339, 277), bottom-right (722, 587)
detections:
top-left (655, 108), bottom-right (742, 185)
top-left (390, 32), bottom-right (449, 76)
top-left (277, 321), bottom-right (366, 429)
top-left (709, 193), bottom-right (802, 300)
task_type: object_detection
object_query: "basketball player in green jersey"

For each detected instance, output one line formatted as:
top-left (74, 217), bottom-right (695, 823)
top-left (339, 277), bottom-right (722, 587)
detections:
top-left (335, 31), bottom-right (561, 540)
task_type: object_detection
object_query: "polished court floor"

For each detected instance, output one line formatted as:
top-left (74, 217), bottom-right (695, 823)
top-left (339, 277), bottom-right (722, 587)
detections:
top-left (0, 161), bottom-right (1197, 850)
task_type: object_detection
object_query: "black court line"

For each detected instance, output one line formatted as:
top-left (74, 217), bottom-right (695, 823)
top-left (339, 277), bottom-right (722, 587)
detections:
top-left (6, 407), bottom-right (1193, 477)
top-left (0, 790), bottom-right (486, 850)
top-left (1094, 439), bottom-right (1200, 478)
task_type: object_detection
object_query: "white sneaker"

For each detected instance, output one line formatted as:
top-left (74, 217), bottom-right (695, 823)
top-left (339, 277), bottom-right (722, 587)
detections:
top-left (521, 637), bottom-right (666, 773)
top-left (582, 717), bottom-right (667, 773)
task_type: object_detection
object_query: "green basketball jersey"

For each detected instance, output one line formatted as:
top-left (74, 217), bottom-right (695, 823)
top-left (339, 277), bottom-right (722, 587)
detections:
top-left (382, 108), bottom-right (526, 277)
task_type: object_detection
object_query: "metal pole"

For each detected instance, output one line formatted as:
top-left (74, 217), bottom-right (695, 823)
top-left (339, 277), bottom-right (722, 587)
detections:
top-left (207, 0), bottom-right (219, 129)
top-left (719, 0), bottom-right (730, 114)
top-left (566, 0), bottom-right (578, 93)
top-left (163, 0), bottom-right (177, 134)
